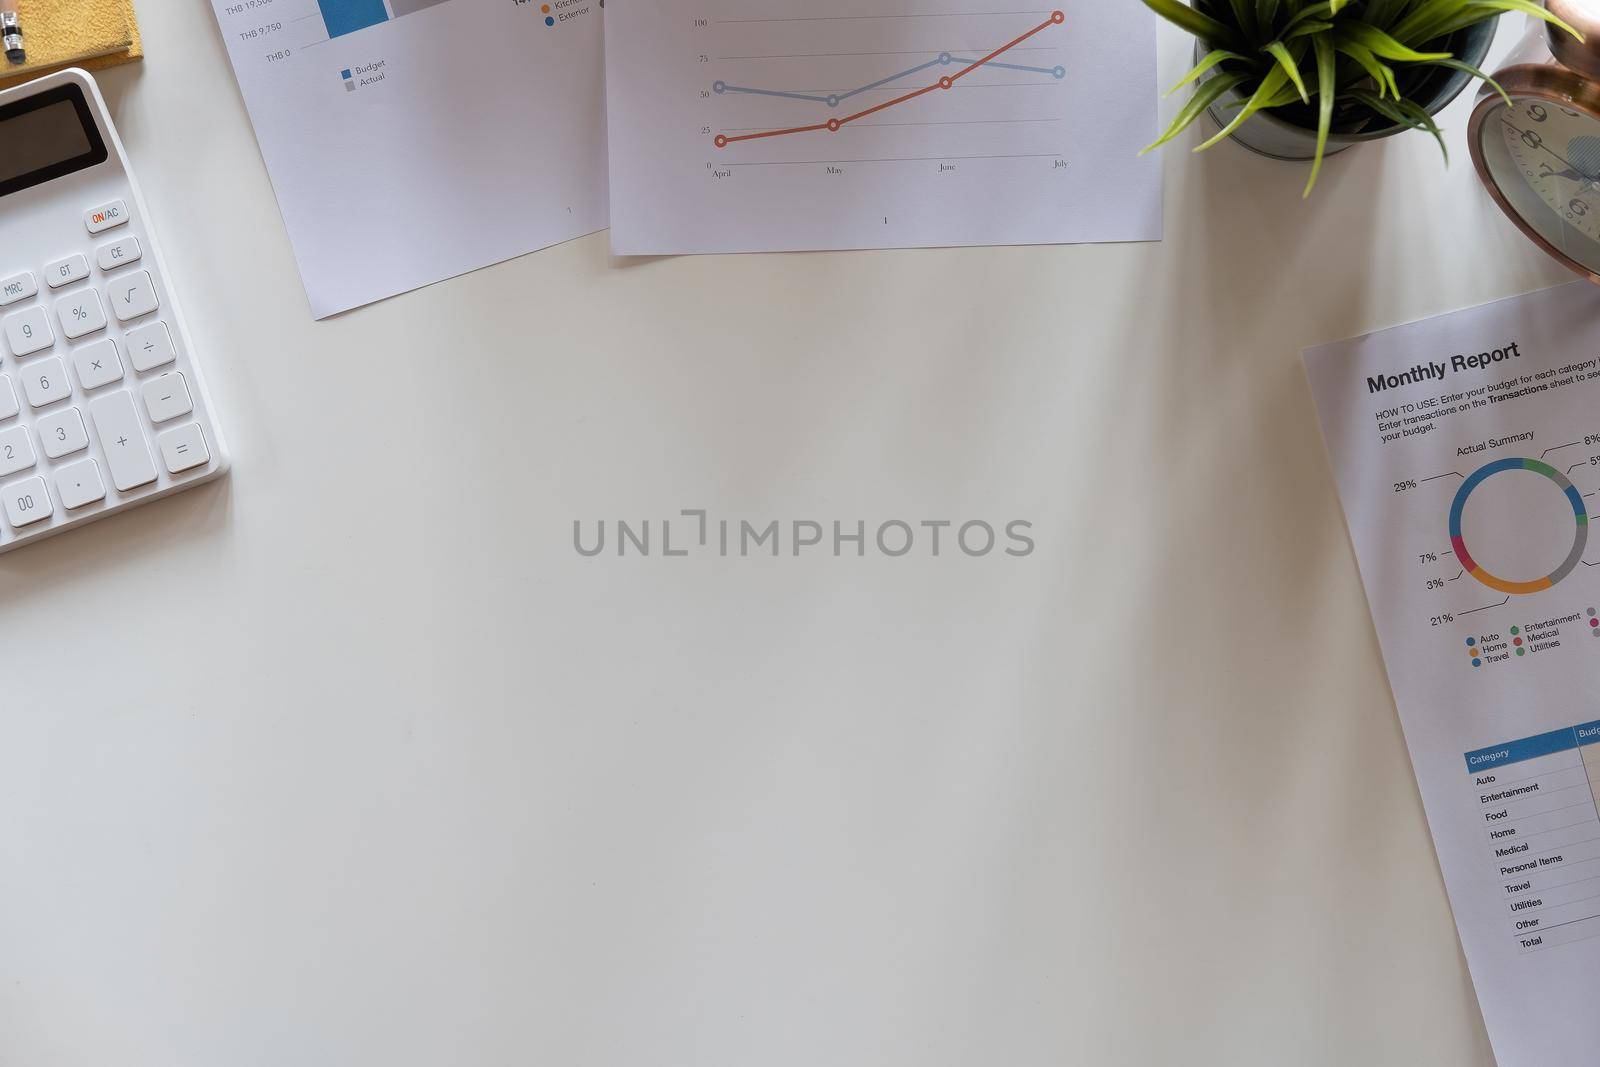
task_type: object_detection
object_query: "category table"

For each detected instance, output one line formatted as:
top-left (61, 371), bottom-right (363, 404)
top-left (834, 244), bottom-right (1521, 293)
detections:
top-left (1466, 724), bottom-right (1600, 953)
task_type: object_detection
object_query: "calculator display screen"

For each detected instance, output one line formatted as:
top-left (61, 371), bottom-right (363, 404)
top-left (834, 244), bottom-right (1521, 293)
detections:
top-left (0, 84), bottom-right (108, 198)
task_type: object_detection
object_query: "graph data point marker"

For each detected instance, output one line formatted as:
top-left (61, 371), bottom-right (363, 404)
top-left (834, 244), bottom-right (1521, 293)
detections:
top-left (938, 77), bottom-right (953, 90)
top-left (826, 119), bottom-right (841, 132)
top-left (1053, 66), bottom-right (1066, 79)
top-left (713, 81), bottom-right (726, 93)
top-left (714, 134), bottom-right (728, 148)
top-left (1052, 10), bottom-right (1065, 23)
top-left (939, 52), bottom-right (952, 65)
top-left (826, 95), bottom-right (839, 107)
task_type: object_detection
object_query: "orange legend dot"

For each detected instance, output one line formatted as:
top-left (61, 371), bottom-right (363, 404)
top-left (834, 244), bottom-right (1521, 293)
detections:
top-left (541, 3), bottom-right (549, 10)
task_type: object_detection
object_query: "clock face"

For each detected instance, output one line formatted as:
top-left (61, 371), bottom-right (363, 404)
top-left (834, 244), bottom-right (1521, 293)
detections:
top-left (1482, 94), bottom-right (1600, 271)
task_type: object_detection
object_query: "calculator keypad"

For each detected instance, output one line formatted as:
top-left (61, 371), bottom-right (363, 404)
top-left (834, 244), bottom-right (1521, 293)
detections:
top-left (0, 272), bottom-right (37, 307)
top-left (3, 476), bottom-right (52, 527)
top-left (38, 408), bottom-right (88, 460)
top-left (141, 373), bottom-right (193, 424)
top-left (0, 425), bottom-right (35, 477)
top-left (56, 289), bottom-right (106, 339)
top-left (158, 423), bottom-right (209, 474)
top-left (111, 272), bottom-right (160, 322)
top-left (72, 338), bottom-right (123, 390)
top-left (54, 458), bottom-right (106, 509)
top-left (84, 200), bottom-right (128, 234)
top-left (0, 195), bottom-right (219, 546)
top-left (3, 306), bottom-right (53, 356)
top-left (24, 357), bottom-right (71, 408)
top-left (95, 236), bottom-right (141, 272)
top-left (89, 390), bottom-right (158, 492)
top-left (44, 254), bottom-right (89, 289)
top-left (125, 321), bottom-right (174, 372)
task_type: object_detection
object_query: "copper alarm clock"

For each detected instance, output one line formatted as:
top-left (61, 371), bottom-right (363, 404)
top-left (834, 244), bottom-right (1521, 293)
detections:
top-left (1469, 1), bottom-right (1600, 281)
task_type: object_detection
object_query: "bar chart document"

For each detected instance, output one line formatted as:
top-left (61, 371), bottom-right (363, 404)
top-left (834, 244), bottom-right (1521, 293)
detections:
top-left (603, 1), bottom-right (1160, 255)
top-left (210, 0), bottom-right (604, 317)
top-left (1305, 283), bottom-right (1600, 1067)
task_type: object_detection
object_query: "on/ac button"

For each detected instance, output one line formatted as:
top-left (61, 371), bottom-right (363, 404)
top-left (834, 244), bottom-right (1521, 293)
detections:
top-left (84, 200), bottom-right (129, 234)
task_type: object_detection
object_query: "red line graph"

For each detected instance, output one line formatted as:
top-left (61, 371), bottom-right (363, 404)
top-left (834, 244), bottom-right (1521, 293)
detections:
top-left (712, 10), bottom-right (1066, 149)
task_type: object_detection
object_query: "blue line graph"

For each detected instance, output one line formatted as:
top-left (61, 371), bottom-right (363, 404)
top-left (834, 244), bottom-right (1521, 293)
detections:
top-left (712, 50), bottom-right (1066, 109)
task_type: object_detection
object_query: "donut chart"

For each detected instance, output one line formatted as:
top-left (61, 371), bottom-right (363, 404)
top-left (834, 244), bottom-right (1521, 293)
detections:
top-left (1450, 458), bottom-right (1588, 595)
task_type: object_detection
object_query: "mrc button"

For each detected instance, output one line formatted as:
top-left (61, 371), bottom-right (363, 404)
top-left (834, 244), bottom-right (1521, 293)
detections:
top-left (84, 200), bottom-right (129, 234)
top-left (0, 271), bottom-right (36, 307)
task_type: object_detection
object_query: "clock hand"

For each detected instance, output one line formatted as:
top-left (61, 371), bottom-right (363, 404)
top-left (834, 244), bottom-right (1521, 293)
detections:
top-left (1547, 166), bottom-right (1584, 182)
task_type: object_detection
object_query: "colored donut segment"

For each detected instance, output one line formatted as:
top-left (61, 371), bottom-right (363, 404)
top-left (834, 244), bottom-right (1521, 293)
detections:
top-left (1449, 458), bottom-right (1587, 596)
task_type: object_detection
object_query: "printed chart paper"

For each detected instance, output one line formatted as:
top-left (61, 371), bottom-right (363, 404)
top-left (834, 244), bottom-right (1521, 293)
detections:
top-left (1306, 283), bottom-right (1600, 1067)
top-left (603, 0), bottom-right (1161, 255)
top-left (211, 0), bottom-right (605, 317)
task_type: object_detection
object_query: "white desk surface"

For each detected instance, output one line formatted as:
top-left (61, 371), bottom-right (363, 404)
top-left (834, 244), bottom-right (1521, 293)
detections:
top-left (2, 10), bottom-right (1571, 1065)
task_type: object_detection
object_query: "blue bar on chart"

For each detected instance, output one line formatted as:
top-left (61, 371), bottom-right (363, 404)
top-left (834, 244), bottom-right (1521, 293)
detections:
top-left (318, 0), bottom-right (388, 39)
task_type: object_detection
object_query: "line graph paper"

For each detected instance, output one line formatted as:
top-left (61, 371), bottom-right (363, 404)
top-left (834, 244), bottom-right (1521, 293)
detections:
top-left (605, 1), bottom-right (1161, 254)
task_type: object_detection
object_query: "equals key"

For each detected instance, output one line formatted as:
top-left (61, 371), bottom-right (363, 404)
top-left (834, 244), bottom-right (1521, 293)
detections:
top-left (158, 423), bottom-right (209, 475)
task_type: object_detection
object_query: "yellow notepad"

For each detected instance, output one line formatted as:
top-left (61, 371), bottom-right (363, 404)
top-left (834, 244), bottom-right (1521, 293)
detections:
top-left (0, 0), bottom-right (142, 91)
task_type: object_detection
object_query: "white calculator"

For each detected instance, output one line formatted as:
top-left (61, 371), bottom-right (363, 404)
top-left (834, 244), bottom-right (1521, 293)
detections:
top-left (0, 68), bottom-right (227, 554)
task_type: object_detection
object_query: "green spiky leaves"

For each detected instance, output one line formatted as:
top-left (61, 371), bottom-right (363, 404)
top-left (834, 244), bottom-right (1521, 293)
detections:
top-left (1141, 0), bottom-right (1586, 196)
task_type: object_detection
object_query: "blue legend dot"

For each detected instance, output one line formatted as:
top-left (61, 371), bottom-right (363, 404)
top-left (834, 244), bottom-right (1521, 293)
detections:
top-left (545, 14), bottom-right (554, 24)
top-left (1473, 658), bottom-right (1483, 667)
top-left (1467, 637), bottom-right (1477, 646)
top-left (341, 69), bottom-right (352, 79)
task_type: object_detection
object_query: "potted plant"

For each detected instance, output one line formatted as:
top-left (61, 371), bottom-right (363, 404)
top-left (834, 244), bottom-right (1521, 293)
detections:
top-left (1141, 0), bottom-right (1581, 195)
